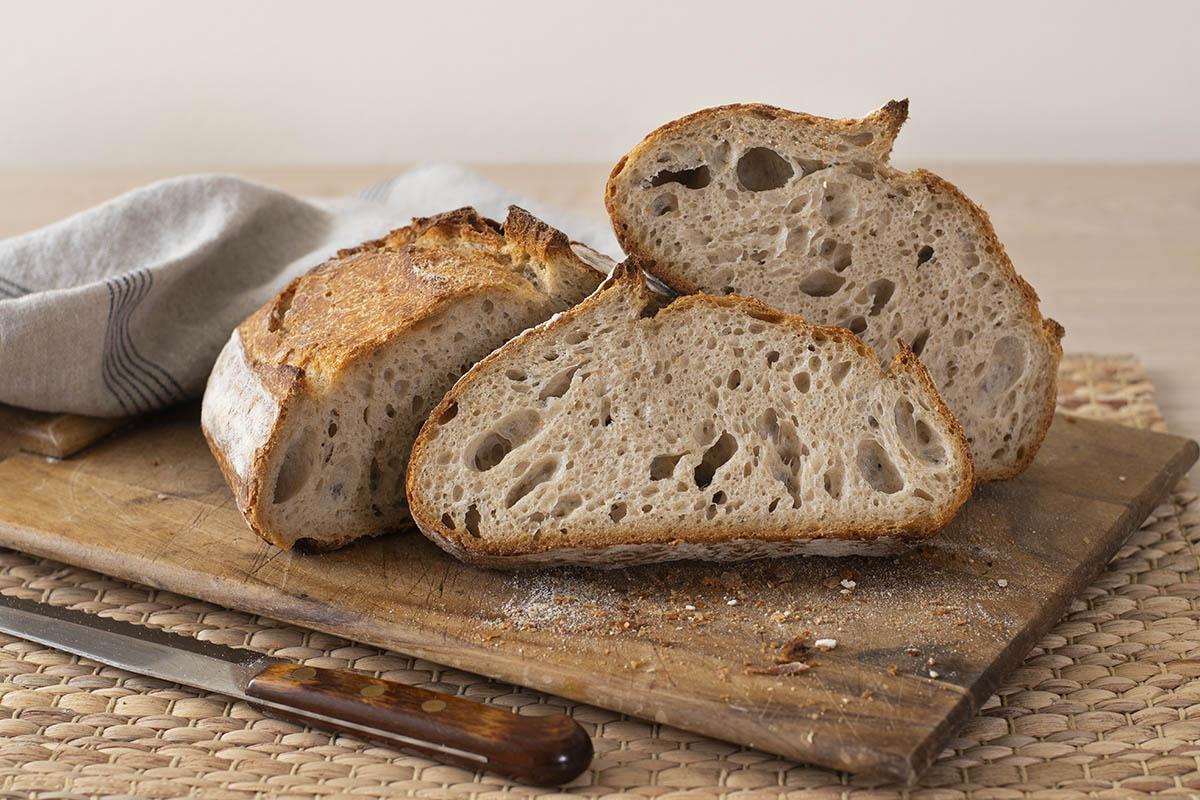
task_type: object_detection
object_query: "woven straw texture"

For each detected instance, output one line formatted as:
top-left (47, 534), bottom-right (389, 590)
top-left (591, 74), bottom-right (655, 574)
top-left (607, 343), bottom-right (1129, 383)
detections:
top-left (0, 354), bottom-right (1195, 799)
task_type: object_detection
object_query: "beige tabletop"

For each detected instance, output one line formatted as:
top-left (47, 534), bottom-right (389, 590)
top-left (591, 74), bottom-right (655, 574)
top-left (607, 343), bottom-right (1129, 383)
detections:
top-left (2, 163), bottom-right (1197, 447)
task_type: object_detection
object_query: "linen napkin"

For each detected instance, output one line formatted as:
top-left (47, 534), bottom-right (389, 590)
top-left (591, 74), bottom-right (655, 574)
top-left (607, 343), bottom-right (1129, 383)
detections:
top-left (0, 165), bottom-right (621, 418)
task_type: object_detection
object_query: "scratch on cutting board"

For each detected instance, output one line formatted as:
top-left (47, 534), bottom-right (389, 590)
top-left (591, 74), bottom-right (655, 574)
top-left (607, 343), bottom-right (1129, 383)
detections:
top-left (649, 643), bottom-right (677, 689)
top-left (248, 544), bottom-right (286, 578)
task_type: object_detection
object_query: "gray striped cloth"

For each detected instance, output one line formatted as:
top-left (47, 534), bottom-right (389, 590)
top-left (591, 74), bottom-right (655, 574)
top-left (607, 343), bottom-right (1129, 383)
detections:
top-left (0, 165), bottom-right (620, 418)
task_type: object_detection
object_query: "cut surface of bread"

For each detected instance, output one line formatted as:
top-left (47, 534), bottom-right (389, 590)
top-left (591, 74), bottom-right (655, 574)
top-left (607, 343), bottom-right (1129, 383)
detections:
top-left (201, 207), bottom-right (605, 551)
top-left (606, 101), bottom-right (1063, 480)
top-left (407, 263), bottom-right (973, 569)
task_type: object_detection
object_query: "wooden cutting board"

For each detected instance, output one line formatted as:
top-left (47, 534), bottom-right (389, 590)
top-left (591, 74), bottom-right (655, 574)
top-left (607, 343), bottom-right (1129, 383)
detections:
top-left (0, 405), bottom-right (1193, 782)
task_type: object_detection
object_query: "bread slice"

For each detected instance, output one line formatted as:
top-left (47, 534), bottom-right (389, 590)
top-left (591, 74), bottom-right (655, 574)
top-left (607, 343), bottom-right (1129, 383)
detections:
top-left (406, 262), bottom-right (973, 569)
top-left (605, 101), bottom-right (1064, 481)
top-left (201, 207), bottom-right (606, 551)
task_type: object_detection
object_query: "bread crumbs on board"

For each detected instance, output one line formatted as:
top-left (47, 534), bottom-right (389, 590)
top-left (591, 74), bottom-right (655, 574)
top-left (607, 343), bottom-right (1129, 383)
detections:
top-left (474, 544), bottom-right (1018, 681)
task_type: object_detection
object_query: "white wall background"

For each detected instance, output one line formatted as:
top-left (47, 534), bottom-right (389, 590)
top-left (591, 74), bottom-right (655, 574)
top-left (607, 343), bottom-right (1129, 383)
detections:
top-left (2, 0), bottom-right (1197, 167)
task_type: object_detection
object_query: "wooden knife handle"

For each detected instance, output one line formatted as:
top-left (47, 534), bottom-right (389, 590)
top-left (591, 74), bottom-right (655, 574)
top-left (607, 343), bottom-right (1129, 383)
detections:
top-left (246, 663), bottom-right (592, 786)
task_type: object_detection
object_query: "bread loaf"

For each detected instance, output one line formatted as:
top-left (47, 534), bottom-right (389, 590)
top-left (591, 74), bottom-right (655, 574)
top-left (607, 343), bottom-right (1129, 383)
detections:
top-left (406, 262), bottom-right (973, 568)
top-left (202, 207), bottom-right (605, 550)
top-left (605, 101), bottom-right (1063, 480)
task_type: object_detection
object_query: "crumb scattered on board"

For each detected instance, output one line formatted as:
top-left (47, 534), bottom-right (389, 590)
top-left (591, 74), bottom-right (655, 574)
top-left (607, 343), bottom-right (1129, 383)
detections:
top-left (472, 542), bottom-right (1020, 685)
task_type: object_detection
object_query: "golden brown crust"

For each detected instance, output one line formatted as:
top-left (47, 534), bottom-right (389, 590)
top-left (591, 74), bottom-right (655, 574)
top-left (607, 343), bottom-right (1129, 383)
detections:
top-left (206, 206), bottom-right (606, 551)
top-left (604, 102), bottom-right (1064, 482)
top-left (239, 207), bottom-right (571, 395)
top-left (407, 261), bottom-right (975, 566)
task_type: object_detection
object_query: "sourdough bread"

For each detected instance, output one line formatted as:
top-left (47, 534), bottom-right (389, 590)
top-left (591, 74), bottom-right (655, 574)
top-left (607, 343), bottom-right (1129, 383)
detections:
top-left (605, 101), bottom-right (1063, 480)
top-left (406, 262), bottom-right (973, 569)
top-left (202, 207), bottom-right (605, 551)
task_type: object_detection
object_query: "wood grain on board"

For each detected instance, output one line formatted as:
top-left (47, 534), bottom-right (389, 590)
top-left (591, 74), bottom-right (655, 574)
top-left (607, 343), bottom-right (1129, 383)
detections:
top-left (0, 406), bottom-right (1192, 781)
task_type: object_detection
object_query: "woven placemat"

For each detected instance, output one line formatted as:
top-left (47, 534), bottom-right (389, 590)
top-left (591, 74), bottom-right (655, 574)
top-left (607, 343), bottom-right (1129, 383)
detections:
top-left (0, 354), bottom-right (1195, 799)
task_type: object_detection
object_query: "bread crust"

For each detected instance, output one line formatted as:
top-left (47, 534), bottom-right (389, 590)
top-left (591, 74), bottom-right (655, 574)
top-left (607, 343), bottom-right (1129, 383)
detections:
top-left (407, 260), bottom-right (975, 568)
top-left (201, 207), bottom-right (605, 550)
top-left (604, 101), bottom-right (1063, 482)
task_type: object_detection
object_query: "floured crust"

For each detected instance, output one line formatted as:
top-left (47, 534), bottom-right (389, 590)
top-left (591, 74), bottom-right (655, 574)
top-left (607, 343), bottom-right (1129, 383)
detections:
top-left (201, 207), bottom-right (605, 550)
top-left (407, 261), bottom-right (974, 568)
top-left (604, 101), bottom-right (1063, 481)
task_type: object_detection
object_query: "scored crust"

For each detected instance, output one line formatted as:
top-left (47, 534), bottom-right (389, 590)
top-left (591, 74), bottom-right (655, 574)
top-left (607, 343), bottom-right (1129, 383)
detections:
top-left (605, 101), bottom-right (1064, 482)
top-left (407, 261), bottom-right (974, 569)
top-left (201, 206), bottom-right (605, 550)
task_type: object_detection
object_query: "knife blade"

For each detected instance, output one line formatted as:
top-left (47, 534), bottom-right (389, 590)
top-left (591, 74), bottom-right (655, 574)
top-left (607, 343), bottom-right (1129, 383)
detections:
top-left (0, 593), bottom-right (591, 786)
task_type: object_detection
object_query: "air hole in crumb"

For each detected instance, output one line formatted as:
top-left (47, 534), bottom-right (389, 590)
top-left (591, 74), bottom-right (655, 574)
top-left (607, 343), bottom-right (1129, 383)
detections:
top-left (797, 158), bottom-right (828, 177)
top-left (273, 430), bottom-right (316, 504)
top-left (598, 397), bottom-right (613, 427)
top-left (860, 279), bottom-right (896, 316)
top-left (441, 513), bottom-right (456, 530)
top-left (793, 372), bottom-right (811, 393)
top-left (368, 456), bottom-right (381, 493)
top-left (464, 504), bottom-right (481, 537)
top-left (650, 453), bottom-right (684, 481)
top-left (468, 409), bottom-right (542, 471)
top-left (831, 361), bottom-right (851, 386)
top-left (648, 164), bottom-right (712, 189)
top-left (845, 316), bottom-right (867, 335)
top-left (917, 245), bottom-right (935, 266)
top-left (609, 502), bottom-right (627, 522)
top-left (551, 493), bottom-right (582, 518)
top-left (384, 403), bottom-right (396, 418)
top-left (505, 368), bottom-right (527, 382)
top-left (766, 350), bottom-right (780, 366)
top-left (651, 193), bottom-right (678, 216)
top-left (823, 465), bottom-right (844, 499)
top-left (894, 398), bottom-right (945, 464)
top-left (327, 421), bottom-right (338, 438)
top-left (694, 432), bottom-right (737, 489)
top-left (843, 130), bottom-right (874, 146)
top-left (848, 161), bottom-right (875, 180)
top-left (505, 457), bottom-right (559, 508)
top-left (976, 336), bottom-right (1027, 404)
top-left (856, 440), bottom-right (903, 494)
top-left (712, 490), bottom-right (727, 505)
top-left (727, 370), bottom-right (742, 390)
top-left (564, 329), bottom-right (590, 345)
top-left (438, 402), bottom-right (458, 425)
top-left (736, 147), bottom-right (794, 191)
top-left (539, 364), bottom-right (581, 401)
top-left (798, 269), bottom-right (845, 297)
top-left (913, 488), bottom-right (934, 501)
top-left (482, 299), bottom-right (494, 314)
top-left (911, 329), bottom-right (930, 356)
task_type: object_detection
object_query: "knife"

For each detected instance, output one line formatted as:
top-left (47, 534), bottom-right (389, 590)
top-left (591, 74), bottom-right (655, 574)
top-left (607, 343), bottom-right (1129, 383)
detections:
top-left (0, 593), bottom-right (592, 786)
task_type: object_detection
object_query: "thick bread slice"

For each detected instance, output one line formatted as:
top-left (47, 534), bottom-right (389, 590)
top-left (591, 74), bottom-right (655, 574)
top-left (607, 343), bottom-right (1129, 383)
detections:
top-left (407, 262), bottom-right (973, 569)
top-left (605, 101), bottom-right (1064, 481)
top-left (201, 207), bottom-right (605, 551)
